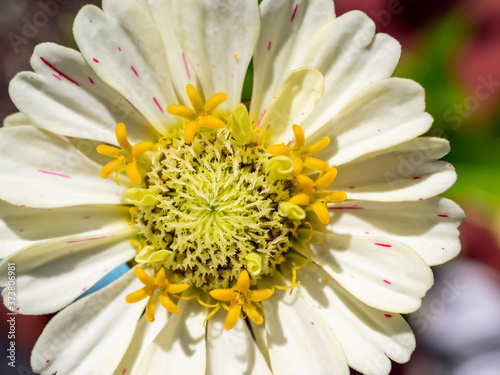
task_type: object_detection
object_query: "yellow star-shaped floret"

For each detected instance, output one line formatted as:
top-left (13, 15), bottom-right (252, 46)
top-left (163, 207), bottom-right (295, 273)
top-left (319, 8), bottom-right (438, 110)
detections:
top-left (126, 267), bottom-right (189, 322)
top-left (209, 270), bottom-right (273, 330)
top-left (97, 123), bottom-right (153, 185)
top-left (266, 125), bottom-right (347, 225)
top-left (167, 84), bottom-right (227, 144)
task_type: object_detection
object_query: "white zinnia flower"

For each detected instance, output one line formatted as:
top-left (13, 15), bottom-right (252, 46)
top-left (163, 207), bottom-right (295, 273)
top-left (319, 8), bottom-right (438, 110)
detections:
top-left (0, 0), bottom-right (464, 374)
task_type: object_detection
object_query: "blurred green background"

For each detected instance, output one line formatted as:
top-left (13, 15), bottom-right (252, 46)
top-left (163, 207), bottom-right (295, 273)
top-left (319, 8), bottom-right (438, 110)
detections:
top-left (1, 0), bottom-right (499, 374)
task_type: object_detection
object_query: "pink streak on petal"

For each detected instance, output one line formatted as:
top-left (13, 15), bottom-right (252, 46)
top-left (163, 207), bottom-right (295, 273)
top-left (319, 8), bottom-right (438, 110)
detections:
top-left (438, 214), bottom-right (449, 217)
top-left (268, 41), bottom-right (272, 50)
top-left (256, 109), bottom-right (267, 128)
top-left (89, 77), bottom-right (94, 84)
top-left (291, 4), bottom-right (298, 22)
top-left (329, 205), bottom-right (363, 210)
top-left (383, 280), bottom-right (392, 285)
top-left (131, 66), bottom-right (139, 77)
top-left (37, 170), bottom-right (71, 179)
top-left (52, 74), bottom-right (61, 81)
top-left (67, 236), bottom-right (107, 244)
top-left (375, 243), bottom-right (392, 248)
top-left (93, 58), bottom-right (99, 63)
top-left (182, 52), bottom-right (191, 80)
top-left (153, 97), bottom-right (164, 113)
top-left (40, 57), bottom-right (80, 86)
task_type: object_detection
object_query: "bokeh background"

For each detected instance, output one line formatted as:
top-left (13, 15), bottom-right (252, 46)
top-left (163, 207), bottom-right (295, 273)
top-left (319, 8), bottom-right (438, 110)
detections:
top-left (1, 0), bottom-right (499, 374)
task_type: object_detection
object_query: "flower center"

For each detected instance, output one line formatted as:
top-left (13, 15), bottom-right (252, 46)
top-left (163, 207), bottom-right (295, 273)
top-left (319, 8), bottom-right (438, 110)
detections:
top-left (96, 84), bottom-right (348, 327)
top-left (131, 127), bottom-right (296, 290)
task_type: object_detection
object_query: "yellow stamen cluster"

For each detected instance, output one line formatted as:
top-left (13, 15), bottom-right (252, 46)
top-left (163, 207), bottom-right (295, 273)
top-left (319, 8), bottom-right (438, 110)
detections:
top-left (125, 267), bottom-right (189, 322)
top-left (267, 125), bottom-right (347, 225)
top-left (167, 84), bottom-right (227, 144)
top-left (97, 123), bottom-right (153, 184)
top-left (209, 270), bottom-right (273, 330)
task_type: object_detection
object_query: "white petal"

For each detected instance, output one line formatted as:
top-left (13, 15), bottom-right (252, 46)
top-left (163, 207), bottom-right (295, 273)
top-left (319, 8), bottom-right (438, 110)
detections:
top-left (0, 227), bottom-right (134, 314)
top-left (264, 280), bottom-right (349, 374)
top-left (333, 137), bottom-right (457, 202)
top-left (305, 232), bottom-right (434, 313)
top-left (73, 0), bottom-right (178, 134)
top-left (172, 0), bottom-right (260, 110)
top-left (302, 11), bottom-right (401, 136)
top-left (3, 112), bottom-right (35, 127)
top-left (258, 68), bottom-right (324, 142)
top-left (251, 0), bottom-right (335, 121)
top-left (3, 111), bottom-right (115, 167)
top-left (296, 262), bottom-right (416, 375)
top-left (8, 43), bottom-right (154, 146)
top-left (0, 200), bottom-right (128, 258)
top-left (137, 0), bottom-right (201, 106)
top-left (207, 310), bottom-right (271, 375)
top-left (113, 310), bottom-right (168, 375)
top-left (314, 78), bottom-right (433, 165)
top-left (328, 197), bottom-right (464, 266)
top-left (137, 300), bottom-right (206, 374)
top-left (31, 267), bottom-right (146, 375)
top-left (0, 126), bottom-right (127, 208)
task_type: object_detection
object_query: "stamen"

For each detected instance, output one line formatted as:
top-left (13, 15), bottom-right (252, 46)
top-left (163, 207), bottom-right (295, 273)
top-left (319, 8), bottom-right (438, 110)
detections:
top-left (126, 267), bottom-right (189, 322)
top-left (209, 270), bottom-right (273, 330)
top-left (325, 191), bottom-right (348, 202)
top-left (289, 193), bottom-right (310, 206)
top-left (315, 167), bottom-right (338, 190)
top-left (296, 174), bottom-right (315, 195)
top-left (266, 143), bottom-right (291, 156)
top-left (116, 122), bottom-right (133, 150)
top-left (167, 85), bottom-right (228, 144)
top-left (96, 123), bottom-right (152, 184)
top-left (186, 84), bottom-right (204, 112)
top-left (204, 92), bottom-right (228, 114)
top-left (307, 137), bottom-right (330, 155)
top-left (292, 124), bottom-right (305, 150)
top-left (312, 201), bottom-right (330, 225)
top-left (304, 157), bottom-right (330, 172)
top-left (166, 104), bottom-right (195, 119)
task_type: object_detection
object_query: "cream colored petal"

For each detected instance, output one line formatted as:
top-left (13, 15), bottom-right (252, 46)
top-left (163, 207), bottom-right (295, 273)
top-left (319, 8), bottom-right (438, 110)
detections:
top-left (259, 68), bottom-right (324, 143)
top-left (8, 43), bottom-right (154, 146)
top-left (0, 126), bottom-right (128, 208)
top-left (31, 268), bottom-right (146, 375)
top-left (172, 0), bottom-right (260, 111)
top-left (73, 0), bottom-right (179, 134)
top-left (251, 0), bottom-right (335, 122)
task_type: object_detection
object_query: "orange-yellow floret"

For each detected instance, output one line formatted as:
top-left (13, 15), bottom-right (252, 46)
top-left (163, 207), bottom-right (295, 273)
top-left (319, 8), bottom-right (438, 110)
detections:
top-left (167, 84), bottom-right (227, 144)
top-left (97, 123), bottom-right (153, 185)
top-left (209, 270), bottom-right (273, 330)
top-left (266, 124), bottom-right (347, 225)
top-left (126, 267), bottom-right (189, 322)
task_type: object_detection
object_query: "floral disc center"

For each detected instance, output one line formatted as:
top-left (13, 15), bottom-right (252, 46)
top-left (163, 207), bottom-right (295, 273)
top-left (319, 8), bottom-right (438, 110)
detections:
top-left (131, 128), bottom-right (296, 290)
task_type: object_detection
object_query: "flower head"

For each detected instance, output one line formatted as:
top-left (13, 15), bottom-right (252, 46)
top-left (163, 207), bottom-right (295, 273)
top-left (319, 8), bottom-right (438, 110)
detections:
top-left (0, 0), bottom-right (464, 374)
